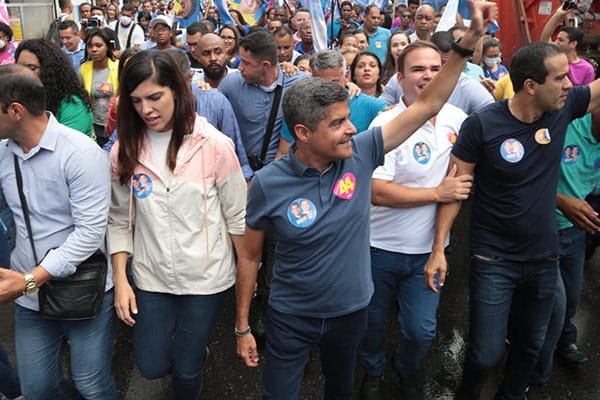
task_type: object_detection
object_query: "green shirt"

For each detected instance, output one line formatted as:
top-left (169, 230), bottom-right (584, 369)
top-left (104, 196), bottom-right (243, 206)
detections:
top-left (57, 95), bottom-right (94, 138)
top-left (556, 113), bottom-right (600, 230)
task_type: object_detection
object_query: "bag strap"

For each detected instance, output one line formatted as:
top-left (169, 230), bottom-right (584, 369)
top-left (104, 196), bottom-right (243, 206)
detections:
top-left (13, 155), bottom-right (39, 264)
top-left (125, 23), bottom-right (137, 50)
top-left (259, 82), bottom-right (284, 162)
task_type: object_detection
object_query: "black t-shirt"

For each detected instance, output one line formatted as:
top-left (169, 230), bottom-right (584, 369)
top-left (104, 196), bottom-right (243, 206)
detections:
top-left (452, 85), bottom-right (590, 261)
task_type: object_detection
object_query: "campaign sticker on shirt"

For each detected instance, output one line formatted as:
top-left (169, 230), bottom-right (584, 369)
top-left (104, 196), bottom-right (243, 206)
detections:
top-left (287, 198), bottom-right (317, 228)
top-left (447, 131), bottom-right (458, 145)
top-left (333, 173), bottom-right (357, 200)
top-left (534, 128), bottom-right (551, 145)
top-left (132, 173), bottom-right (153, 199)
top-left (563, 145), bottom-right (580, 165)
top-left (375, 40), bottom-right (383, 49)
top-left (500, 138), bottom-right (524, 163)
top-left (413, 142), bottom-right (431, 164)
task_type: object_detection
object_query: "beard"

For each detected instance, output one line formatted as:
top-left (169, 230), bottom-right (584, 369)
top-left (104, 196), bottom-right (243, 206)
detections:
top-left (202, 62), bottom-right (227, 80)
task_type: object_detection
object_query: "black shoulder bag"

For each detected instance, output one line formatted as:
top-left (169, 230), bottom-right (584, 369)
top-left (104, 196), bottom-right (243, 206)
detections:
top-left (14, 155), bottom-right (108, 320)
top-left (247, 83), bottom-right (284, 171)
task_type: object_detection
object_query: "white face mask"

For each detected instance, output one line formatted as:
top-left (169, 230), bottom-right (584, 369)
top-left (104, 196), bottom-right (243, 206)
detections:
top-left (120, 15), bottom-right (132, 26)
top-left (483, 56), bottom-right (500, 68)
top-left (0, 40), bottom-right (6, 49)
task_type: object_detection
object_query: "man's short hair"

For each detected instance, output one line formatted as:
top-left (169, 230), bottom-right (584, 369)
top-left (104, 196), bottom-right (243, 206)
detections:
top-left (78, 2), bottom-right (91, 11)
top-left (239, 30), bottom-right (278, 66)
top-left (310, 49), bottom-right (345, 72)
top-left (0, 65), bottom-right (47, 116)
top-left (58, 19), bottom-right (80, 33)
top-left (273, 26), bottom-right (294, 39)
top-left (340, 0), bottom-right (352, 8)
top-left (559, 26), bottom-right (584, 48)
top-left (396, 41), bottom-right (440, 74)
top-left (430, 31), bottom-right (453, 53)
top-left (121, 4), bottom-right (136, 13)
top-left (408, 0), bottom-right (420, 5)
top-left (365, 4), bottom-right (380, 16)
top-left (187, 21), bottom-right (209, 36)
top-left (90, 5), bottom-right (105, 15)
top-left (283, 78), bottom-right (348, 135)
top-left (509, 42), bottom-right (564, 93)
top-left (449, 24), bottom-right (468, 36)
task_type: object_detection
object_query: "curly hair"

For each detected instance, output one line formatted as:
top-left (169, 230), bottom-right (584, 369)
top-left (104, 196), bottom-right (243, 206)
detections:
top-left (15, 39), bottom-right (92, 115)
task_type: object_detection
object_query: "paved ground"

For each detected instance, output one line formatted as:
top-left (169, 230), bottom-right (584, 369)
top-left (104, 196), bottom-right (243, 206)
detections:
top-left (2, 202), bottom-right (600, 399)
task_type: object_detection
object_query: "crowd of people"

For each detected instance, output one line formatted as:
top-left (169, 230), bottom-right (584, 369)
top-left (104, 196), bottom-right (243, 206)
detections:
top-left (0, 0), bottom-right (599, 399)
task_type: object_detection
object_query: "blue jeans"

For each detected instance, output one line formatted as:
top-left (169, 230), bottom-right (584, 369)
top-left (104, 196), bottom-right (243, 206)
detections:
top-left (263, 305), bottom-right (368, 400)
top-left (0, 344), bottom-right (21, 399)
top-left (14, 291), bottom-right (117, 400)
top-left (531, 226), bottom-right (586, 384)
top-left (457, 255), bottom-right (557, 400)
top-left (132, 288), bottom-right (228, 400)
top-left (360, 247), bottom-right (440, 378)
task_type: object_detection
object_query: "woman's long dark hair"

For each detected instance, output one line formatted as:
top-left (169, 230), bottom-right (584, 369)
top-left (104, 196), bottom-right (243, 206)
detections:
top-left (116, 50), bottom-right (195, 185)
top-left (350, 51), bottom-right (384, 97)
top-left (15, 39), bottom-right (93, 114)
top-left (381, 31), bottom-right (410, 85)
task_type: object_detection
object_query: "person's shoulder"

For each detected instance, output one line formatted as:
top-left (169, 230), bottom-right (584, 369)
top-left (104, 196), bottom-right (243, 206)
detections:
top-left (253, 158), bottom-right (292, 184)
top-left (352, 92), bottom-right (386, 109)
top-left (368, 105), bottom-right (401, 129)
top-left (439, 103), bottom-right (468, 125)
top-left (284, 71), bottom-right (309, 85)
top-left (219, 70), bottom-right (244, 89)
top-left (194, 86), bottom-right (227, 101)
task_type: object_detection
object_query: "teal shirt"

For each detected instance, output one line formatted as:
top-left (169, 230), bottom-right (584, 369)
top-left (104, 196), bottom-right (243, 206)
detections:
top-left (280, 93), bottom-right (386, 142)
top-left (363, 26), bottom-right (391, 64)
top-left (556, 113), bottom-right (600, 230)
top-left (57, 95), bottom-right (95, 138)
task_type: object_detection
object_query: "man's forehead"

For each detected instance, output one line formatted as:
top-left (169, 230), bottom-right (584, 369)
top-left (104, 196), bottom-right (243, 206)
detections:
top-left (544, 53), bottom-right (569, 74)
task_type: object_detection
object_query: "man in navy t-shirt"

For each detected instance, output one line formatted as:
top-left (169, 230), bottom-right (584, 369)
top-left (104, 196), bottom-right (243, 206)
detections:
top-left (424, 42), bottom-right (600, 399)
top-left (233, 3), bottom-right (498, 398)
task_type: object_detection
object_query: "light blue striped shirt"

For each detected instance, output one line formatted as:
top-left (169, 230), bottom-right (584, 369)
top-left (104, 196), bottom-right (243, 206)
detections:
top-left (0, 114), bottom-right (112, 311)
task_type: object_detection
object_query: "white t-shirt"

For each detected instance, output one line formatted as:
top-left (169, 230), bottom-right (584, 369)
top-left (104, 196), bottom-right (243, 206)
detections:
top-left (114, 21), bottom-right (145, 49)
top-left (369, 101), bottom-right (467, 254)
top-left (147, 128), bottom-right (173, 179)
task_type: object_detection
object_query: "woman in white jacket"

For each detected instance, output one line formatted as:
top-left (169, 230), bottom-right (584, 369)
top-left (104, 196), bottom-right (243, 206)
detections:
top-left (107, 51), bottom-right (246, 399)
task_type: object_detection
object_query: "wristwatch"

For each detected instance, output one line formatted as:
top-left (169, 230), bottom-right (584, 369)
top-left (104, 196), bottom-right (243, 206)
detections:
top-left (451, 37), bottom-right (475, 58)
top-left (23, 273), bottom-right (38, 296)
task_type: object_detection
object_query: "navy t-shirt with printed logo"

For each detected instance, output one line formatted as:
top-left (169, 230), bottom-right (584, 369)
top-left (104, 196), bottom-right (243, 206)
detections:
top-left (452, 85), bottom-right (590, 262)
top-left (246, 127), bottom-right (384, 318)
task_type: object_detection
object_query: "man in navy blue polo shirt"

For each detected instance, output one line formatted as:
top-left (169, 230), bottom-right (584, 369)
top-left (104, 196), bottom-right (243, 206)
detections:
top-left (424, 42), bottom-right (600, 399)
top-left (233, 2), bottom-right (497, 398)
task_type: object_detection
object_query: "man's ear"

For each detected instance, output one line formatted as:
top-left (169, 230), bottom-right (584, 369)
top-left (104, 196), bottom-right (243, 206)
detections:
top-left (7, 102), bottom-right (26, 122)
top-left (524, 78), bottom-right (537, 96)
top-left (294, 124), bottom-right (312, 143)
